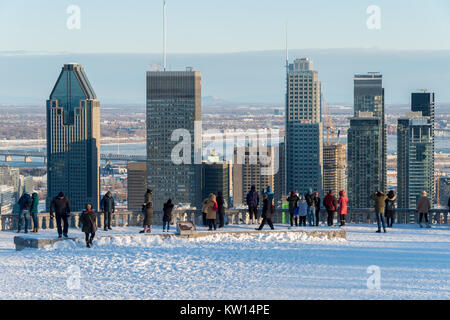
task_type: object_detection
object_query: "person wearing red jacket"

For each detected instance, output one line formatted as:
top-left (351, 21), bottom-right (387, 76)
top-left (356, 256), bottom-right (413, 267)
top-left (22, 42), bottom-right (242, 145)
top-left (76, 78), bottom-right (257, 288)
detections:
top-left (323, 190), bottom-right (338, 227)
top-left (338, 190), bottom-right (349, 227)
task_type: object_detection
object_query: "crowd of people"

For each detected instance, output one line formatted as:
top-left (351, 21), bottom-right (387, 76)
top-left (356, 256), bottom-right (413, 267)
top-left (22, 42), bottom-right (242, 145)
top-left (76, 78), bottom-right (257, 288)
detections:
top-left (14, 185), bottom-right (439, 247)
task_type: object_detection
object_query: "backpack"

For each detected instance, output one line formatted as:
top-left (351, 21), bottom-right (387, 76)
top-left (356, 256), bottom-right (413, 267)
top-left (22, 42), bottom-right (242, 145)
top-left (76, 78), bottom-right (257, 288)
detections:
top-left (325, 195), bottom-right (336, 211)
top-left (385, 199), bottom-right (395, 211)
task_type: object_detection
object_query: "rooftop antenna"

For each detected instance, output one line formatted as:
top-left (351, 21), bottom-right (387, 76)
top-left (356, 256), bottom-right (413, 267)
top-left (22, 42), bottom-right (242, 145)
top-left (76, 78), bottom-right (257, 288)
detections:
top-left (285, 23), bottom-right (289, 76)
top-left (163, 0), bottom-right (167, 71)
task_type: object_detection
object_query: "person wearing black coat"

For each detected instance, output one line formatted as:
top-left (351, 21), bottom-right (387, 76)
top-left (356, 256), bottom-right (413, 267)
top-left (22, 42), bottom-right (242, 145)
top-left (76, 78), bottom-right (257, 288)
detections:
top-left (50, 192), bottom-right (71, 238)
top-left (162, 199), bottom-right (174, 232)
top-left (216, 191), bottom-right (225, 228)
top-left (313, 192), bottom-right (321, 226)
top-left (140, 189), bottom-right (153, 233)
top-left (256, 194), bottom-right (274, 230)
top-left (100, 191), bottom-right (115, 231)
top-left (385, 190), bottom-right (397, 228)
top-left (80, 203), bottom-right (97, 248)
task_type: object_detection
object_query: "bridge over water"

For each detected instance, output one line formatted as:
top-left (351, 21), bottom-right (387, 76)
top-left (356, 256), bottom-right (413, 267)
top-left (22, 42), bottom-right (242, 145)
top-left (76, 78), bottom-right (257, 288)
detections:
top-left (0, 150), bottom-right (145, 163)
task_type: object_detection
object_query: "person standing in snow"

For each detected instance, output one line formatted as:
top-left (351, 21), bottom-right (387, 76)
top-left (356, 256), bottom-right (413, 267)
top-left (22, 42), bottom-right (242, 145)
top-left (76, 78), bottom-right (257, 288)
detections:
top-left (246, 185), bottom-right (259, 224)
top-left (30, 192), bottom-right (39, 233)
top-left (140, 189), bottom-right (153, 233)
top-left (287, 191), bottom-right (299, 227)
top-left (100, 191), bottom-right (115, 231)
top-left (305, 188), bottom-right (315, 226)
top-left (80, 203), bottom-right (97, 248)
top-left (17, 191), bottom-right (32, 233)
top-left (256, 193), bottom-right (275, 230)
top-left (338, 190), bottom-right (349, 227)
top-left (297, 195), bottom-right (308, 227)
top-left (162, 199), bottom-right (174, 232)
top-left (216, 191), bottom-right (225, 228)
top-left (323, 190), bottom-right (338, 227)
top-left (416, 191), bottom-right (431, 228)
top-left (205, 193), bottom-right (218, 231)
top-left (370, 191), bottom-right (388, 233)
top-left (313, 192), bottom-right (321, 226)
top-left (385, 190), bottom-right (397, 228)
top-left (50, 192), bottom-right (71, 238)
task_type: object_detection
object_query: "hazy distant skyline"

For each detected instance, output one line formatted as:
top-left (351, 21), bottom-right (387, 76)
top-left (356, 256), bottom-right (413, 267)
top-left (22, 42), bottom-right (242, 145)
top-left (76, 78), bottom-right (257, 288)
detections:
top-left (1, 0), bottom-right (450, 54)
top-left (2, 49), bottom-right (450, 105)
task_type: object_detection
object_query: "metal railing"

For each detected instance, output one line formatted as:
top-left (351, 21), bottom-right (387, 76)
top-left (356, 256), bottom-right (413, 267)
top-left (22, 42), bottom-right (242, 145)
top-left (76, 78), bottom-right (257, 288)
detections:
top-left (0, 208), bottom-right (448, 232)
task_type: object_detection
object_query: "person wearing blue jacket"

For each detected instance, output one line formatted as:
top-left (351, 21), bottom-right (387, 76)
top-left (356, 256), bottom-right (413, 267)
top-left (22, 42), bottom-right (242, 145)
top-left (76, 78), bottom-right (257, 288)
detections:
top-left (298, 195), bottom-right (308, 227)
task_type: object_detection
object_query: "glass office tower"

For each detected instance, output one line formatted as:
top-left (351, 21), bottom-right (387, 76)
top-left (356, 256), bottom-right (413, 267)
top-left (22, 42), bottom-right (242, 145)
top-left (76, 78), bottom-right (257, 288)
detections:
top-left (46, 63), bottom-right (100, 211)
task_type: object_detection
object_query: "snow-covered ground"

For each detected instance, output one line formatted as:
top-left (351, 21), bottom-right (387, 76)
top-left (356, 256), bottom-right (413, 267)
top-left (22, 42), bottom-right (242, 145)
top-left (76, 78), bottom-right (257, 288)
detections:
top-left (0, 224), bottom-right (449, 300)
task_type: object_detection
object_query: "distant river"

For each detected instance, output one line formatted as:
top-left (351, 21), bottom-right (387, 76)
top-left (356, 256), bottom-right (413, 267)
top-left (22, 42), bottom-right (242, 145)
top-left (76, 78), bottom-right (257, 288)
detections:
top-left (1, 136), bottom-right (449, 168)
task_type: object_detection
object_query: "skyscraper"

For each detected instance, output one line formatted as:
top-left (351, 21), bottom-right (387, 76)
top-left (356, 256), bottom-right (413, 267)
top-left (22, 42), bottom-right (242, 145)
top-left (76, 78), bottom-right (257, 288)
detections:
top-left (146, 68), bottom-right (202, 210)
top-left (353, 73), bottom-right (386, 192)
top-left (202, 162), bottom-right (230, 206)
top-left (411, 91), bottom-right (435, 200)
top-left (127, 162), bottom-right (147, 211)
top-left (348, 112), bottom-right (383, 208)
top-left (46, 63), bottom-right (100, 211)
top-left (397, 112), bottom-right (434, 209)
top-left (286, 58), bottom-right (323, 196)
top-left (323, 143), bottom-right (346, 195)
top-left (232, 145), bottom-right (276, 205)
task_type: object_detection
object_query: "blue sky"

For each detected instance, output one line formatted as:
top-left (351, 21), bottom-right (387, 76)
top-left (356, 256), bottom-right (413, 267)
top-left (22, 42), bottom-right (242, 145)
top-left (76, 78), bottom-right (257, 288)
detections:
top-left (1, 0), bottom-right (450, 53)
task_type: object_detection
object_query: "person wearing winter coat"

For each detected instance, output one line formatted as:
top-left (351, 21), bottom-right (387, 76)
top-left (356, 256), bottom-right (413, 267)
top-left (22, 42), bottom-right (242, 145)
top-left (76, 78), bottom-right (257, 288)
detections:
top-left (50, 192), bottom-right (71, 238)
top-left (100, 191), bottom-right (115, 231)
top-left (162, 199), bottom-right (174, 232)
top-left (287, 191), bottom-right (299, 227)
top-left (256, 193), bottom-right (274, 230)
top-left (201, 197), bottom-right (209, 227)
top-left (140, 189), bottom-right (153, 233)
top-left (205, 193), bottom-right (218, 231)
top-left (370, 191), bottom-right (388, 233)
top-left (338, 190), bottom-right (349, 227)
top-left (30, 192), bottom-right (39, 233)
top-left (416, 191), bottom-right (431, 228)
top-left (323, 190), bottom-right (338, 227)
top-left (305, 187), bottom-right (315, 226)
top-left (297, 196), bottom-right (308, 227)
top-left (216, 191), bottom-right (225, 228)
top-left (246, 185), bottom-right (259, 224)
top-left (17, 191), bottom-right (32, 233)
top-left (385, 190), bottom-right (397, 228)
top-left (313, 192), bottom-right (321, 226)
top-left (80, 203), bottom-right (97, 248)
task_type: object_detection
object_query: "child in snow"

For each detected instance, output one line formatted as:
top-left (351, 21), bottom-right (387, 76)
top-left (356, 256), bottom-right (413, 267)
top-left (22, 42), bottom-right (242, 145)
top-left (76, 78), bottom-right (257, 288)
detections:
top-left (298, 196), bottom-right (308, 227)
top-left (80, 203), bottom-right (97, 248)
